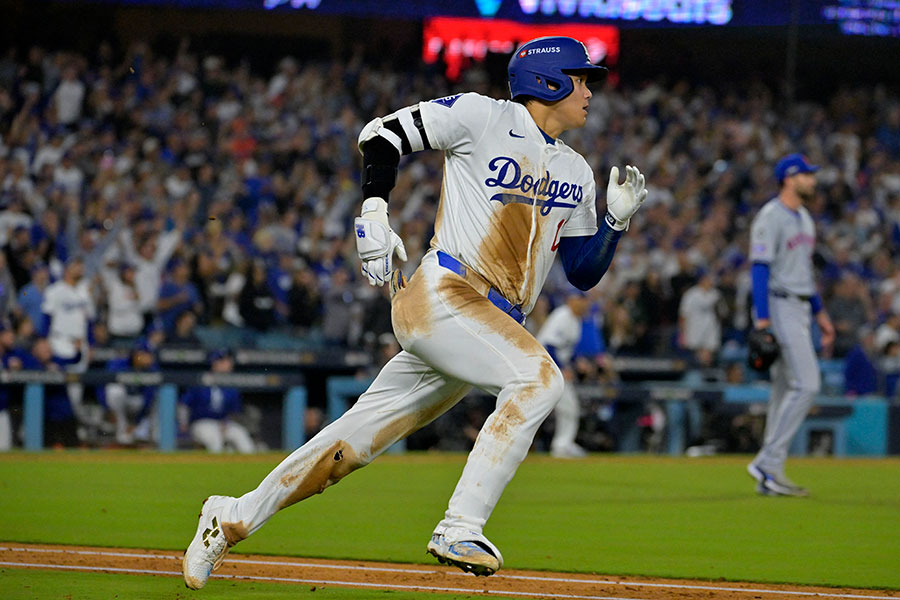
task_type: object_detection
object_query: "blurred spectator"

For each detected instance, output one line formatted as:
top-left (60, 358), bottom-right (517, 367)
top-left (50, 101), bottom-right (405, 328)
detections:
top-left (321, 267), bottom-right (357, 345)
top-left (0, 321), bottom-right (19, 450)
top-left (637, 270), bottom-right (667, 353)
top-left (157, 258), bottom-right (203, 334)
top-left (238, 259), bottom-right (277, 331)
top-left (360, 284), bottom-right (393, 351)
top-left (100, 261), bottom-right (143, 344)
top-left (874, 312), bottom-right (900, 354)
top-left (4, 224), bottom-right (36, 289)
top-left (826, 273), bottom-right (875, 357)
top-left (843, 327), bottom-right (879, 396)
top-left (100, 340), bottom-right (158, 445)
top-left (169, 310), bottom-right (202, 348)
top-left (17, 262), bottom-right (49, 329)
top-left (0, 252), bottom-right (18, 319)
top-left (179, 349), bottom-right (254, 453)
top-left (51, 64), bottom-right (85, 127)
top-left (678, 271), bottom-right (725, 367)
top-left (23, 337), bottom-right (80, 447)
top-left (880, 339), bottom-right (900, 398)
top-left (119, 223), bottom-right (183, 327)
top-left (287, 266), bottom-right (322, 330)
top-left (40, 256), bottom-right (94, 418)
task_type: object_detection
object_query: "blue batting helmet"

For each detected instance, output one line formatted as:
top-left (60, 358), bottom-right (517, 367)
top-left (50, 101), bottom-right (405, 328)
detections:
top-left (508, 36), bottom-right (607, 102)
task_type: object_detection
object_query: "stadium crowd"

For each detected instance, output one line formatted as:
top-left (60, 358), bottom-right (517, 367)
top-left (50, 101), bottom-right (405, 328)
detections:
top-left (1, 38), bottom-right (900, 449)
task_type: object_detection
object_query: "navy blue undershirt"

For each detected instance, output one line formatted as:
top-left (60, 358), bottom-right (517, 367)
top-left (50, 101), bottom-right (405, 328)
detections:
top-left (557, 220), bottom-right (622, 291)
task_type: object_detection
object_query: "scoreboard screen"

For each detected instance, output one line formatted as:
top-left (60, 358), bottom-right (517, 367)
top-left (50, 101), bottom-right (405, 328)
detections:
top-left (55, 0), bottom-right (900, 37)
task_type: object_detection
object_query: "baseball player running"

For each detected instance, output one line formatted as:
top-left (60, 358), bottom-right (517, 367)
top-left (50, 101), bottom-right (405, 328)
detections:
top-left (537, 292), bottom-right (591, 458)
top-left (747, 153), bottom-right (835, 497)
top-left (183, 36), bottom-right (647, 588)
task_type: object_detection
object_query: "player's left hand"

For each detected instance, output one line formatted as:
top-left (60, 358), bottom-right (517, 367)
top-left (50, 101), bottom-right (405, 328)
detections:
top-left (605, 165), bottom-right (648, 231)
top-left (817, 310), bottom-right (835, 352)
top-left (355, 197), bottom-right (407, 286)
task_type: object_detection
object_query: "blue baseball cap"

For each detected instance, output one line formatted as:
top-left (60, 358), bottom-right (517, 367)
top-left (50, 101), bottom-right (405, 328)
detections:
top-left (774, 153), bottom-right (818, 183)
top-left (132, 337), bottom-right (155, 355)
top-left (209, 349), bottom-right (232, 363)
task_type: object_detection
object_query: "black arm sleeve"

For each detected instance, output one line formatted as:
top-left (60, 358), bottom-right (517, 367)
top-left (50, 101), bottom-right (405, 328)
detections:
top-left (360, 136), bottom-right (400, 200)
top-left (360, 109), bottom-right (432, 200)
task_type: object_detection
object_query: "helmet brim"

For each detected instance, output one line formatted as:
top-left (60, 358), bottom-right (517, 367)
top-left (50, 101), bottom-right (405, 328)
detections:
top-left (561, 65), bottom-right (609, 83)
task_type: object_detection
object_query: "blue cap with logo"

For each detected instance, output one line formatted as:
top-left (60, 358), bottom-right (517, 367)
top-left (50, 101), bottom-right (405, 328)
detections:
top-left (774, 153), bottom-right (818, 183)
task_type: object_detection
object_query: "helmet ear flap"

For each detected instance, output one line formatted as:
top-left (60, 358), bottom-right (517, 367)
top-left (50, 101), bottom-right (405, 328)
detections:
top-left (536, 72), bottom-right (571, 101)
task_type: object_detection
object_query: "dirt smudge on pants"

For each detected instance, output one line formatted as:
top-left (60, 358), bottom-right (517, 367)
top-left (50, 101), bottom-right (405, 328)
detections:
top-left (392, 269), bottom-right (432, 344)
top-left (484, 401), bottom-right (526, 446)
top-left (436, 274), bottom-right (546, 356)
top-left (370, 385), bottom-right (469, 456)
top-left (221, 521), bottom-right (249, 545)
top-left (277, 441), bottom-right (363, 509)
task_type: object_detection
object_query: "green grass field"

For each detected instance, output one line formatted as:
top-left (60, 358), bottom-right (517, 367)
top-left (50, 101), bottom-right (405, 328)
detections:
top-left (2, 451), bottom-right (899, 599)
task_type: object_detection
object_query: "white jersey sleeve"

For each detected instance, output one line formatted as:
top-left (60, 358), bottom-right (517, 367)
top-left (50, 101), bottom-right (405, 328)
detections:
top-left (417, 93), bottom-right (498, 155)
top-left (560, 172), bottom-right (597, 237)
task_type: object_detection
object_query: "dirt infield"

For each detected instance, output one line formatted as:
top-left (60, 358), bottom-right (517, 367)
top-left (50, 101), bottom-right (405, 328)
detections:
top-left (1, 543), bottom-right (898, 599)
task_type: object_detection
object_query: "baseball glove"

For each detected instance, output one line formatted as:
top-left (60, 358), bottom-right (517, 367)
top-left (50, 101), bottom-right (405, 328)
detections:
top-left (747, 327), bottom-right (779, 372)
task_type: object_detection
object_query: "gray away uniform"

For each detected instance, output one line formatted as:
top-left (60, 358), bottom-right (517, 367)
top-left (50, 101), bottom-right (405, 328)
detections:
top-left (749, 198), bottom-right (820, 473)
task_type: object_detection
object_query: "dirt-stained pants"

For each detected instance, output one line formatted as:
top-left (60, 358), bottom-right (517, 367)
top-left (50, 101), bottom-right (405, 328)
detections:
top-left (221, 251), bottom-right (563, 541)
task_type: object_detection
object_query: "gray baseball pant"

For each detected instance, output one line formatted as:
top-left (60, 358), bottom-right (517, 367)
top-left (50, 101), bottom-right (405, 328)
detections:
top-left (754, 295), bottom-right (821, 474)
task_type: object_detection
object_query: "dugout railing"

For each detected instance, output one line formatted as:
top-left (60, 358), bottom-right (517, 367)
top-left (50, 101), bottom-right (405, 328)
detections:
top-left (2, 356), bottom-right (894, 455)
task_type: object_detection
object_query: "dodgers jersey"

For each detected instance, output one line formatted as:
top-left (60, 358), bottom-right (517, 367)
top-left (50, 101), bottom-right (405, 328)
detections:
top-left (749, 198), bottom-right (816, 296)
top-left (41, 279), bottom-right (95, 359)
top-left (536, 304), bottom-right (582, 366)
top-left (417, 93), bottom-right (598, 314)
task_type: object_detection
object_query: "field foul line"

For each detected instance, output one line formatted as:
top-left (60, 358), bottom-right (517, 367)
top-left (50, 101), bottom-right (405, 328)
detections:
top-left (496, 574), bottom-right (900, 600)
top-left (0, 547), bottom-right (896, 600)
top-left (0, 561), bottom-right (643, 600)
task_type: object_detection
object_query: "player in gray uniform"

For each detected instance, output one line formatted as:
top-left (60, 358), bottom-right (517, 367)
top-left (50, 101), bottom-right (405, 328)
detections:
top-left (747, 153), bottom-right (835, 496)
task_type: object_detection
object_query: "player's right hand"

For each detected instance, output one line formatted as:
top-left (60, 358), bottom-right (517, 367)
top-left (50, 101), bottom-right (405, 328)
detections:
top-left (605, 165), bottom-right (648, 231)
top-left (354, 197), bottom-right (407, 286)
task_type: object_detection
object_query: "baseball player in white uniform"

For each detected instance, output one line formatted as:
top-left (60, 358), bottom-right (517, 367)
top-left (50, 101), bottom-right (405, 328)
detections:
top-left (747, 153), bottom-right (835, 497)
top-left (41, 257), bottom-right (95, 416)
top-left (537, 292), bottom-right (591, 458)
top-left (183, 36), bottom-right (647, 588)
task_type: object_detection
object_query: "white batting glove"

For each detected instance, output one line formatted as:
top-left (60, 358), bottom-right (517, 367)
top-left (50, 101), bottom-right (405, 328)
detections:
top-left (354, 197), bottom-right (407, 286)
top-left (605, 165), bottom-right (648, 231)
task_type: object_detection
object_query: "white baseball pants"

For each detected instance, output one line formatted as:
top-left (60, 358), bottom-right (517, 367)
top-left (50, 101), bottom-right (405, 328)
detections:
top-left (754, 294), bottom-right (821, 473)
top-left (219, 251), bottom-right (563, 542)
top-left (550, 381), bottom-right (580, 453)
top-left (190, 419), bottom-right (255, 454)
top-left (0, 410), bottom-right (11, 451)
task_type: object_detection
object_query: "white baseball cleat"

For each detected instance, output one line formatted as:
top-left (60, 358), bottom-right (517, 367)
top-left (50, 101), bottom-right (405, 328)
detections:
top-left (747, 462), bottom-right (809, 497)
top-left (426, 525), bottom-right (504, 576)
top-left (550, 443), bottom-right (588, 459)
top-left (183, 495), bottom-right (236, 589)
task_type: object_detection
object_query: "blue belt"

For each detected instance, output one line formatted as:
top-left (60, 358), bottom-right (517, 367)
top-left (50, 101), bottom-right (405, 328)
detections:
top-left (436, 251), bottom-right (525, 325)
